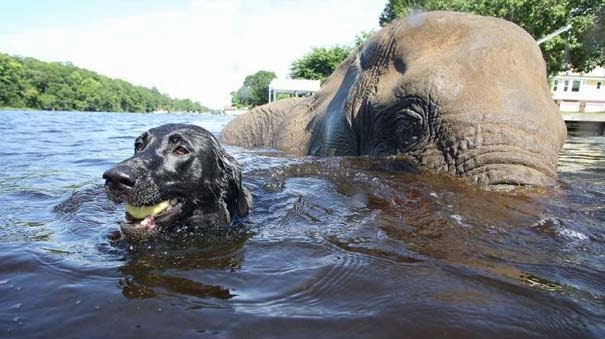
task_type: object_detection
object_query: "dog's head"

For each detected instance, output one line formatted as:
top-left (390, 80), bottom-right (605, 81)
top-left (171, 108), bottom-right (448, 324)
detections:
top-left (103, 124), bottom-right (251, 241)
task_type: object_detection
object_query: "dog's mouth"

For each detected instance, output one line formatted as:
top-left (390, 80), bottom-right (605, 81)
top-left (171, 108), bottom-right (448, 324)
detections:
top-left (121, 199), bottom-right (183, 236)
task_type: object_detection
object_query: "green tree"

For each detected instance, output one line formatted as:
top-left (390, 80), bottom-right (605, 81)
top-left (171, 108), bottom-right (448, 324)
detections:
top-left (231, 70), bottom-right (276, 107)
top-left (0, 55), bottom-right (26, 107)
top-left (79, 78), bottom-right (103, 111)
top-left (235, 31), bottom-right (375, 109)
top-left (354, 31), bottom-right (376, 47)
top-left (378, 0), bottom-right (605, 75)
top-left (581, 5), bottom-right (605, 69)
top-left (379, 0), bottom-right (420, 26)
top-left (0, 51), bottom-right (211, 112)
top-left (290, 46), bottom-right (352, 82)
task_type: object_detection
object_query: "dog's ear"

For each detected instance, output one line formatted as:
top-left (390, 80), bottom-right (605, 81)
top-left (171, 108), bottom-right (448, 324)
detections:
top-left (228, 164), bottom-right (252, 218)
top-left (235, 184), bottom-right (252, 217)
top-left (218, 150), bottom-right (252, 219)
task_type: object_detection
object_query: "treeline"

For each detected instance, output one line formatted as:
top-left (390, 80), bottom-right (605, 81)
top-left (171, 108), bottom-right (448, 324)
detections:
top-left (0, 52), bottom-right (210, 113)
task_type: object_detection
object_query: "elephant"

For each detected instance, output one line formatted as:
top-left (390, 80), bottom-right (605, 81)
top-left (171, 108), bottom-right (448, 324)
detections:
top-left (220, 11), bottom-right (567, 186)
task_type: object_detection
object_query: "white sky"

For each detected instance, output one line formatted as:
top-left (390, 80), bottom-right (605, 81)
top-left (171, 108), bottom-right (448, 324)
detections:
top-left (0, 0), bottom-right (384, 108)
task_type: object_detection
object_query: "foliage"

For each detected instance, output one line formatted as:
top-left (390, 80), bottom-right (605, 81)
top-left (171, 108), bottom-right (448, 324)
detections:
top-left (379, 0), bottom-right (419, 26)
top-left (0, 52), bottom-right (210, 112)
top-left (581, 5), bottom-right (605, 69)
top-left (289, 46), bottom-right (352, 82)
top-left (288, 31), bottom-right (375, 84)
top-left (354, 30), bottom-right (376, 48)
top-left (378, 0), bottom-right (605, 75)
top-left (232, 31), bottom-right (376, 107)
top-left (231, 70), bottom-right (276, 108)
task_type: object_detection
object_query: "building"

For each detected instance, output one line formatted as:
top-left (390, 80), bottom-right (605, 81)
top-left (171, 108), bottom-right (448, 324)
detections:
top-left (551, 67), bottom-right (605, 113)
top-left (222, 106), bottom-right (249, 116)
top-left (268, 79), bottom-right (321, 103)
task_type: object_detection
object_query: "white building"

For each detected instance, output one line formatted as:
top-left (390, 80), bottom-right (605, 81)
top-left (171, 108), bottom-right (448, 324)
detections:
top-left (551, 67), bottom-right (605, 113)
top-left (222, 106), bottom-right (249, 116)
top-left (268, 79), bottom-right (321, 103)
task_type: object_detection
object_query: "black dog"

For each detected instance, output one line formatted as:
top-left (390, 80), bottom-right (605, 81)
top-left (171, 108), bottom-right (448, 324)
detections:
top-left (103, 124), bottom-right (251, 241)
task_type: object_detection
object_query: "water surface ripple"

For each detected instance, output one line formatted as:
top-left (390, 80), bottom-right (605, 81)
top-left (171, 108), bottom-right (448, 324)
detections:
top-left (0, 110), bottom-right (604, 338)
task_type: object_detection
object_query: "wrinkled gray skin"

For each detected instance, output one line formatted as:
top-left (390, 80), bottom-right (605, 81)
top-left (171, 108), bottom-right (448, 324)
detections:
top-left (221, 11), bottom-right (566, 186)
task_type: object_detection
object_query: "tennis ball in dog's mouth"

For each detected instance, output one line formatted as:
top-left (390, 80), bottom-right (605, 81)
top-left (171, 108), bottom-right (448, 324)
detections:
top-left (125, 201), bottom-right (170, 219)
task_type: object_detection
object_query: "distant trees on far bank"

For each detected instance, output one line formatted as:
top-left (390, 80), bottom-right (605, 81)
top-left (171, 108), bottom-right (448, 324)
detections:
top-left (0, 52), bottom-right (211, 113)
top-left (230, 70), bottom-right (276, 108)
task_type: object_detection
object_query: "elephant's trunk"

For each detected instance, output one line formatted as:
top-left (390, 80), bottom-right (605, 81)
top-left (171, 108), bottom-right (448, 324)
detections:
top-left (460, 148), bottom-right (558, 186)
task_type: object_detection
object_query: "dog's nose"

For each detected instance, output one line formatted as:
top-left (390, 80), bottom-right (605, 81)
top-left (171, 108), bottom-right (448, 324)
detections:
top-left (103, 166), bottom-right (136, 189)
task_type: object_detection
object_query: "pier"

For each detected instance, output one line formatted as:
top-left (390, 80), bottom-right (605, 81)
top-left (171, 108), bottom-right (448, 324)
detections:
top-left (561, 112), bottom-right (605, 122)
top-left (562, 112), bottom-right (605, 136)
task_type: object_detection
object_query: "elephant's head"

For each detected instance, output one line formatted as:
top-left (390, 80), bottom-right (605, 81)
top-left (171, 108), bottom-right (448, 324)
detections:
top-left (222, 11), bottom-right (567, 187)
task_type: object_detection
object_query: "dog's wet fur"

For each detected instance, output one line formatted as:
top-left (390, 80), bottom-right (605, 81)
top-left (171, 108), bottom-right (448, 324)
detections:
top-left (103, 124), bottom-right (251, 241)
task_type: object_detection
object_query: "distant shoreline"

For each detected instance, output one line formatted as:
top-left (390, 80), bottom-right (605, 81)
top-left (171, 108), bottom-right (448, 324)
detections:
top-left (0, 107), bottom-right (217, 114)
top-left (0, 52), bottom-right (212, 113)
top-left (0, 106), bottom-right (36, 111)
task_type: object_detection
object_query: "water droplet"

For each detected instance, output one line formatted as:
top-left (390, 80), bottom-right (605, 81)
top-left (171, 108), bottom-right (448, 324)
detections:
top-left (450, 214), bottom-right (470, 227)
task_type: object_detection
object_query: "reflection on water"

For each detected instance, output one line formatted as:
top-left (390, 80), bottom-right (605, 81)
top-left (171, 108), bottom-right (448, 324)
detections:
top-left (559, 135), bottom-right (605, 186)
top-left (0, 111), bottom-right (604, 337)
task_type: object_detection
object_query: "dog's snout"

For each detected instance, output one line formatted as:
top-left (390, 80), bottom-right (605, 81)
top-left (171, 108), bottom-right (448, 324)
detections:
top-left (103, 166), bottom-right (136, 189)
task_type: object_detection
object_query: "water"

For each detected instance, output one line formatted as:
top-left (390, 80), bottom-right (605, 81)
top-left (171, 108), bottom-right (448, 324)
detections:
top-left (1, 110), bottom-right (604, 338)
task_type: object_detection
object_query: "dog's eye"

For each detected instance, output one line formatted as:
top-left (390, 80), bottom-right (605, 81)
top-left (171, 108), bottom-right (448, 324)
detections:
top-left (173, 146), bottom-right (189, 156)
top-left (134, 142), bottom-right (144, 152)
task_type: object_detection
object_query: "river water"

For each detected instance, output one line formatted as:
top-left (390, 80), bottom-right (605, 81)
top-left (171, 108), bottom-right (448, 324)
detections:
top-left (0, 110), bottom-right (603, 338)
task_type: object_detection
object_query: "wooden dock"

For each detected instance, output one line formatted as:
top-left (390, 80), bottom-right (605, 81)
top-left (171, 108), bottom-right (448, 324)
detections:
top-left (561, 112), bottom-right (605, 122)
top-left (561, 112), bottom-right (605, 135)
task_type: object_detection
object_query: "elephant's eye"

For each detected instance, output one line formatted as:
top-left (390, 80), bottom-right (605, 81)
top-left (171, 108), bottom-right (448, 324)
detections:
top-left (395, 108), bottom-right (427, 152)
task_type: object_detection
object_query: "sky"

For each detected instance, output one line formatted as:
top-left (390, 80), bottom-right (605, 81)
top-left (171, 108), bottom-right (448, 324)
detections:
top-left (0, 0), bottom-right (385, 108)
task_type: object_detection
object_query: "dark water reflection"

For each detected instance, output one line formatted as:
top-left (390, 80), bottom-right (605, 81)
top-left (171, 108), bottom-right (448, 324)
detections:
top-left (0, 110), bottom-right (604, 337)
